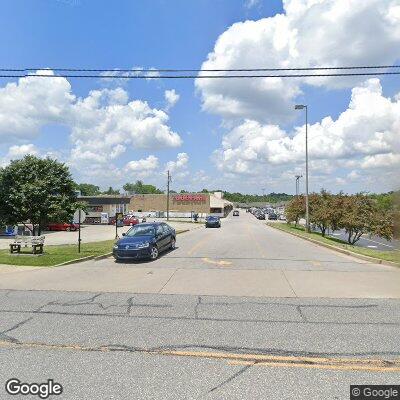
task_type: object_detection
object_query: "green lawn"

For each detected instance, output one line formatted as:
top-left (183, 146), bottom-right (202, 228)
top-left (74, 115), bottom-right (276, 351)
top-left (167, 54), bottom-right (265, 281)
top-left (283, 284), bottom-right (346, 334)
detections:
top-left (268, 223), bottom-right (400, 265)
top-left (0, 229), bottom-right (187, 267)
top-left (0, 239), bottom-right (115, 267)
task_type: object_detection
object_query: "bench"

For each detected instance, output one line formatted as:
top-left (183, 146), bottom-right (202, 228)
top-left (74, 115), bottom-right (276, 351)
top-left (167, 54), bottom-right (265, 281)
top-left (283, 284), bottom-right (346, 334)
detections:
top-left (9, 235), bottom-right (45, 254)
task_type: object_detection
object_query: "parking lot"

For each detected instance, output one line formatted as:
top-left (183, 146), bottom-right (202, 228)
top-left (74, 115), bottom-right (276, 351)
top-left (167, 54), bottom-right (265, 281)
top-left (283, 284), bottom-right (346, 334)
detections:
top-left (0, 218), bottom-right (202, 250)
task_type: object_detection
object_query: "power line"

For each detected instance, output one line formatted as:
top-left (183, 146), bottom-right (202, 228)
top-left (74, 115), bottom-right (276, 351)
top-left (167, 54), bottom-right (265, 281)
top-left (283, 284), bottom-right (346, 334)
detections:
top-left (0, 65), bottom-right (399, 73)
top-left (0, 71), bottom-right (400, 79)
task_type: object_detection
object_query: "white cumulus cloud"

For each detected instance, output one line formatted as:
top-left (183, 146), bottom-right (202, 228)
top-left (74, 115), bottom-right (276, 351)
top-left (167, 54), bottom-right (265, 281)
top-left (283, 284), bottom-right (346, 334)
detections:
top-left (125, 155), bottom-right (159, 173)
top-left (196, 0), bottom-right (400, 124)
top-left (0, 72), bottom-right (183, 177)
top-left (164, 152), bottom-right (190, 180)
top-left (214, 79), bottom-right (400, 190)
top-left (164, 89), bottom-right (180, 111)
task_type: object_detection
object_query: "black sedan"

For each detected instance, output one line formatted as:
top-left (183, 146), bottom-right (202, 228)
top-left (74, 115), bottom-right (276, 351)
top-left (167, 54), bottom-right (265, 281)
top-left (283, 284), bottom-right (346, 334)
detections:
top-left (205, 216), bottom-right (221, 228)
top-left (113, 222), bottom-right (176, 261)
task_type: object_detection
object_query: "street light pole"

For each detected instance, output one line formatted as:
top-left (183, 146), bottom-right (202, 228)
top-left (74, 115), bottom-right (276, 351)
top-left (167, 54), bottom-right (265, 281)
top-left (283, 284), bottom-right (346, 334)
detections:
top-left (295, 175), bottom-right (302, 196)
top-left (295, 104), bottom-right (310, 232)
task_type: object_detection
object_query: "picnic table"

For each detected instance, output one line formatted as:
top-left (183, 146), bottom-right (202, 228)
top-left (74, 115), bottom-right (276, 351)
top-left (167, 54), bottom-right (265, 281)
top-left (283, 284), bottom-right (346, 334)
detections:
top-left (9, 235), bottom-right (45, 254)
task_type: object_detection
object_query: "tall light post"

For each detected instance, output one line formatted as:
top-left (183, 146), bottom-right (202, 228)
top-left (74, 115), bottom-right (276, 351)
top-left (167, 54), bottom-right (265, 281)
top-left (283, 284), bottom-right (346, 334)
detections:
top-left (295, 104), bottom-right (310, 232)
top-left (295, 175), bottom-right (302, 196)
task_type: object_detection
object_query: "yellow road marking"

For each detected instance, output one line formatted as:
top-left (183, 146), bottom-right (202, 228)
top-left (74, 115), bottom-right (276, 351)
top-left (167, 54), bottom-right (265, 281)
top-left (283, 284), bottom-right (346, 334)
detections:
top-left (0, 340), bottom-right (398, 372)
top-left (312, 261), bottom-right (322, 267)
top-left (187, 234), bottom-right (212, 256)
top-left (202, 258), bottom-right (232, 267)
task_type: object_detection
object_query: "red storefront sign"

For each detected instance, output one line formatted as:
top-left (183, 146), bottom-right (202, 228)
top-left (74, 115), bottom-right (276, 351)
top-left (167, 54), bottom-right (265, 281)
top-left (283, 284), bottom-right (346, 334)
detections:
top-left (173, 194), bottom-right (206, 202)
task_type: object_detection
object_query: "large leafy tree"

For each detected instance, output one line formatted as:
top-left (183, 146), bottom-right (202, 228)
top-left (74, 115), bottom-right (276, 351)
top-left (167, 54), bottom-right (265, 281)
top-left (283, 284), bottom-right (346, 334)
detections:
top-left (76, 183), bottom-right (100, 196)
top-left (0, 155), bottom-right (78, 235)
top-left (123, 180), bottom-right (162, 194)
top-left (103, 186), bottom-right (120, 195)
top-left (285, 195), bottom-right (305, 226)
top-left (339, 193), bottom-right (393, 244)
top-left (309, 189), bottom-right (343, 237)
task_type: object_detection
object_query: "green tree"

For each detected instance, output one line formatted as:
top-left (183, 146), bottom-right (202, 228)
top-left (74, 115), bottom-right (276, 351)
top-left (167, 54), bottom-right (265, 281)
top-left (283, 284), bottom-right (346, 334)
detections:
top-left (123, 182), bottom-right (136, 194)
top-left (309, 189), bottom-right (343, 237)
top-left (285, 195), bottom-right (305, 226)
top-left (103, 186), bottom-right (120, 195)
top-left (76, 183), bottom-right (100, 196)
top-left (339, 194), bottom-right (393, 244)
top-left (0, 155), bottom-right (78, 235)
top-left (393, 191), bottom-right (400, 239)
top-left (123, 180), bottom-right (162, 194)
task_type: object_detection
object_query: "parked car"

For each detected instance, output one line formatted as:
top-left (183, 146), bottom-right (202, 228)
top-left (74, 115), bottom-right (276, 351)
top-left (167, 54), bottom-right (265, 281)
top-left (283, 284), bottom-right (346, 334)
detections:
top-left (123, 216), bottom-right (140, 226)
top-left (113, 222), bottom-right (176, 261)
top-left (268, 213), bottom-right (278, 220)
top-left (205, 216), bottom-right (221, 228)
top-left (233, 210), bottom-right (239, 216)
top-left (256, 213), bottom-right (266, 220)
top-left (46, 222), bottom-right (78, 232)
top-left (108, 216), bottom-right (124, 227)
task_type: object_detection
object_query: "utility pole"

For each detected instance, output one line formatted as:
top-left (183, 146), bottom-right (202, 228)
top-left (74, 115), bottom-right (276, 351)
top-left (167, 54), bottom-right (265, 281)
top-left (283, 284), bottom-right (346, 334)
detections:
top-left (295, 104), bottom-right (310, 233)
top-left (166, 170), bottom-right (171, 221)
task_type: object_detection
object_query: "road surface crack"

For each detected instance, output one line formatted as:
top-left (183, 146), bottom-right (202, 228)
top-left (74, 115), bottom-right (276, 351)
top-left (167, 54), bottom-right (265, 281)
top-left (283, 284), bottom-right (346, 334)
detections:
top-left (209, 365), bottom-right (252, 393)
top-left (0, 316), bottom-right (34, 344)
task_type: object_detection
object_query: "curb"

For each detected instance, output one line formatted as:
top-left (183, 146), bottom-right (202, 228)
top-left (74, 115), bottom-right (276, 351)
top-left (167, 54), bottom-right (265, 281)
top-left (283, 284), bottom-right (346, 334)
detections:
top-left (266, 223), bottom-right (400, 268)
top-left (53, 255), bottom-right (96, 267)
top-left (93, 252), bottom-right (112, 261)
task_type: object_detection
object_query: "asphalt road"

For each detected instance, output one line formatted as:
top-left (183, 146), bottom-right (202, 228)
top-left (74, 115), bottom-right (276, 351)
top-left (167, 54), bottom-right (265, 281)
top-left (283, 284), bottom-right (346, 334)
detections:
top-left (326, 229), bottom-right (400, 251)
top-left (1, 213), bottom-right (399, 399)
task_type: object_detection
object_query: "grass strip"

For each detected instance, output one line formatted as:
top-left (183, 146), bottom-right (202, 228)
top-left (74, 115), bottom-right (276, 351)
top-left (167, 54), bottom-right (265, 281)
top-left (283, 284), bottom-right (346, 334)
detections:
top-left (0, 229), bottom-right (187, 267)
top-left (267, 223), bottom-right (400, 266)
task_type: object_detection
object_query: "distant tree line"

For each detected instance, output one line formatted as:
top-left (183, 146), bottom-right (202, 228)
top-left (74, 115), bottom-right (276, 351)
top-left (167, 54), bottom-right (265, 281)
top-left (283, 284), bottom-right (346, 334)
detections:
top-left (285, 190), bottom-right (397, 244)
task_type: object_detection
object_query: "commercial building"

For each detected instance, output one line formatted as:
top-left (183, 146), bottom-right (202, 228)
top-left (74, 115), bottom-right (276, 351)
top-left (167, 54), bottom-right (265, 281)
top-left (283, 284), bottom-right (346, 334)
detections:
top-left (79, 195), bottom-right (131, 224)
top-left (78, 192), bottom-right (233, 223)
top-left (129, 192), bottom-right (233, 217)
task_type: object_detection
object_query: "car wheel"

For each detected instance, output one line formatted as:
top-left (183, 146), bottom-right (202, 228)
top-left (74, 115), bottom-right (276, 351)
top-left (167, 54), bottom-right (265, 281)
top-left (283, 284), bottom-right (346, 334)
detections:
top-left (170, 237), bottom-right (176, 250)
top-left (66, 227), bottom-right (71, 232)
top-left (150, 245), bottom-right (159, 260)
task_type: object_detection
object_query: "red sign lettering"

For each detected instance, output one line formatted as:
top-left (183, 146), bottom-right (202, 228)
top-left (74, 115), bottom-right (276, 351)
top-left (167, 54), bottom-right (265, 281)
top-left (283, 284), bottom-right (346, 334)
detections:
top-left (173, 194), bottom-right (206, 202)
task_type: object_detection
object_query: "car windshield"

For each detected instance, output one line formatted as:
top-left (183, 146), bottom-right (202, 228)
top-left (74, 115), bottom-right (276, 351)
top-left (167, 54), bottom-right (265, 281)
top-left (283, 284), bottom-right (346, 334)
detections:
top-left (125, 225), bottom-right (155, 237)
top-left (207, 216), bottom-right (218, 220)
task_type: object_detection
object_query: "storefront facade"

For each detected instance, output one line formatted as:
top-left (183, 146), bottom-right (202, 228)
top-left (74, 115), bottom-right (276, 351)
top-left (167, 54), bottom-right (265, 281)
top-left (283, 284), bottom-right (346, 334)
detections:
top-left (79, 196), bottom-right (131, 224)
top-left (79, 192), bottom-right (233, 222)
top-left (129, 192), bottom-right (233, 217)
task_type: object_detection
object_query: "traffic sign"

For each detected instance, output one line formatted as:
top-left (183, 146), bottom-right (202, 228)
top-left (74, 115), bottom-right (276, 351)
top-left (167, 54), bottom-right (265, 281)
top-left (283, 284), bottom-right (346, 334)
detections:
top-left (73, 209), bottom-right (87, 224)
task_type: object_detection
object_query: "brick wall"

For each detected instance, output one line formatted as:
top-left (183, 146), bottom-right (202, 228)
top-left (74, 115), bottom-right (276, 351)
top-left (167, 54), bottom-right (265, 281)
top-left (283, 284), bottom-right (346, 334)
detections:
top-left (129, 194), bottom-right (211, 213)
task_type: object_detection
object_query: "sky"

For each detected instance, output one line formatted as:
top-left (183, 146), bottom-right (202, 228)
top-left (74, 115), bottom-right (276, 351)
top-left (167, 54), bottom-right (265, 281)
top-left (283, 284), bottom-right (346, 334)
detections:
top-left (0, 0), bottom-right (399, 194)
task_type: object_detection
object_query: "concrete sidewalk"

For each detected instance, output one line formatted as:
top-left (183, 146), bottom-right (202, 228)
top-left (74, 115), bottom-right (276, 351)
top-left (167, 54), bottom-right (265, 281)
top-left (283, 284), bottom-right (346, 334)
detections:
top-left (0, 261), bottom-right (399, 298)
top-left (0, 220), bottom-right (202, 249)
